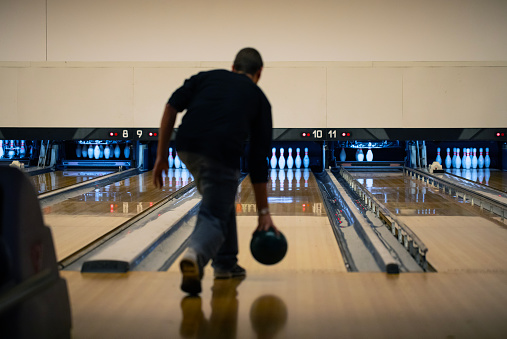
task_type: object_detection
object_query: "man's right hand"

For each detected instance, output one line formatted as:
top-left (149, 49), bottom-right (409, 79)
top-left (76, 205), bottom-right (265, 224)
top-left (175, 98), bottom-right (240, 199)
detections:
top-left (152, 157), bottom-right (169, 189)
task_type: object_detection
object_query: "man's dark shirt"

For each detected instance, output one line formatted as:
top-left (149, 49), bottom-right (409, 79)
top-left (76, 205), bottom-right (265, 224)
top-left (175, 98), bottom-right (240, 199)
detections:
top-left (168, 69), bottom-right (272, 183)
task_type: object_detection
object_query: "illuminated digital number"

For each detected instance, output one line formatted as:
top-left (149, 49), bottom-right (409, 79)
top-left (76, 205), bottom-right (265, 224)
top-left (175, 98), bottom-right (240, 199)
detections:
top-left (312, 130), bottom-right (323, 139)
top-left (122, 129), bottom-right (129, 138)
top-left (328, 130), bottom-right (337, 138)
top-left (137, 130), bottom-right (143, 138)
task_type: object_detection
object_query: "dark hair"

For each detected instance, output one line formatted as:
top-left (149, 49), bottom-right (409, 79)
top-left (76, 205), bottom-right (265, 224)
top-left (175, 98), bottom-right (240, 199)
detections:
top-left (233, 48), bottom-right (263, 75)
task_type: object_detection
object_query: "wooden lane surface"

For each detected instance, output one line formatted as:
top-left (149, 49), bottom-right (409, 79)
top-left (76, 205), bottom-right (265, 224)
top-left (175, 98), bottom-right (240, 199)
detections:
top-left (44, 169), bottom-right (193, 261)
top-left (352, 172), bottom-right (507, 272)
top-left (62, 270), bottom-right (507, 338)
top-left (30, 169), bottom-right (115, 194)
top-left (168, 170), bottom-right (345, 276)
top-left (445, 168), bottom-right (507, 193)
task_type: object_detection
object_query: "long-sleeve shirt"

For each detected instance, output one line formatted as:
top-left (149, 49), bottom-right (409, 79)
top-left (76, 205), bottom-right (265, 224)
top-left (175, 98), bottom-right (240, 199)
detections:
top-left (168, 69), bottom-right (272, 183)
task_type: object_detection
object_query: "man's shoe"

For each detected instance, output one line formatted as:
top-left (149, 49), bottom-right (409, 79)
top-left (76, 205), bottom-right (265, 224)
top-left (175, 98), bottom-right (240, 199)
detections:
top-left (180, 248), bottom-right (203, 295)
top-left (214, 264), bottom-right (247, 279)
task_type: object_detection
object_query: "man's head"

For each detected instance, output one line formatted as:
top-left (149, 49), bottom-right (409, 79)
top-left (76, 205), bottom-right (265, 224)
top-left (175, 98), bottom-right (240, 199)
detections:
top-left (232, 47), bottom-right (263, 84)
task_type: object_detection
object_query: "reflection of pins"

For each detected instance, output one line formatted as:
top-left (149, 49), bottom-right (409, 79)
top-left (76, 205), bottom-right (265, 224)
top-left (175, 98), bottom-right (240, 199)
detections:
top-left (464, 169), bottom-right (472, 181)
top-left (278, 148), bottom-right (285, 169)
top-left (175, 168), bottom-right (182, 188)
top-left (270, 148), bottom-right (277, 169)
top-left (485, 168), bottom-right (490, 185)
top-left (168, 147), bottom-right (174, 168)
top-left (455, 168), bottom-right (461, 177)
top-left (287, 169), bottom-right (293, 190)
top-left (303, 168), bottom-right (309, 187)
top-left (123, 202), bottom-right (129, 214)
top-left (287, 148), bottom-right (294, 169)
top-left (174, 152), bottom-right (181, 169)
top-left (181, 169), bottom-right (189, 185)
top-left (168, 168), bottom-right (174, 187)
top-left (137, 202), bottom-right (143, 214)
top-left (478, 169), bottom-right (484, 183)
top-left (366, 178), bottom-right (373, 188)
top-left (270, 169), bottom-right (277, 191)
top-left (295, 148), bottom-right (302, 169)
top-left (295, 169), bottom-right (301, 188)
top-left (278, 169), bottom-right (285, 191)
top-left (471, 169), bottom-right (477, 182)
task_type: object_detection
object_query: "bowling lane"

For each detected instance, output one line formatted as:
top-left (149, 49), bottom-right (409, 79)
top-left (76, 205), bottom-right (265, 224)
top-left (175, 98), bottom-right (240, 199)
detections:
top-left (43, 169), bottom-right (193, 261)
top-left (444, 168), bottom-right (507, 193)
top-left (168, 168), bottom-right (346, 276)
top-left (30, 169), bottom-right (115, 194)
top-left (351, 171), bottom-right (507, 272)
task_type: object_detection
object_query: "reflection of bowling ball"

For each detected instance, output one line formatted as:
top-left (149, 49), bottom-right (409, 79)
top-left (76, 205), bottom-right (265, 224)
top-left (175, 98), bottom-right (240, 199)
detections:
top-left (250, 295), bottom-right (288, 336)
top-left (250, 228), bottom-right (287, 265)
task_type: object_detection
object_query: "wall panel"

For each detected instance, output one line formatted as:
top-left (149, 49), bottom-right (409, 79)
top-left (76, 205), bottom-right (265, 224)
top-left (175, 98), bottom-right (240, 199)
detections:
top-left (402, 67), bottom-right (507, 128)
top-left (0, 68), bottom-right (19, 125)
top-left (17, 67), bottom-right (133, 127)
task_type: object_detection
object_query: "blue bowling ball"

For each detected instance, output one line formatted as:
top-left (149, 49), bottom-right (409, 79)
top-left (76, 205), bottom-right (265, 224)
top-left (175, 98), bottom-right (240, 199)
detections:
top-left (250, 228), bottom-right (287, 265)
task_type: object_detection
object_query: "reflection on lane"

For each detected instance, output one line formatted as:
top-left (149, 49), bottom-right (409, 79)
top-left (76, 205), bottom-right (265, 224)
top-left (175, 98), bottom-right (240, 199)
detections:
top-left (237, 169), bottom-right (324, 216)
top-left (43, 169), bottom-right (194, 217)
top-left (444, 168), bottom-right (507, 193)
top-left (31, 170), bottom-right (115, 194)
top-left (351, 172), bottom-right (497, 217)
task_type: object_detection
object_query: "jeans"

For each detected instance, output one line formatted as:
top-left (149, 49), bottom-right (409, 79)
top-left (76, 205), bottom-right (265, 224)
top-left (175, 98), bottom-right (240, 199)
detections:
top-left (178, 151), bottom-right (240, 271)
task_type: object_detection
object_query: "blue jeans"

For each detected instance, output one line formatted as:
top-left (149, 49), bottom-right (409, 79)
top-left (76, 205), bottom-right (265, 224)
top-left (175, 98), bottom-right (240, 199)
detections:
top-left (178, 151), bottom-right (240, 271)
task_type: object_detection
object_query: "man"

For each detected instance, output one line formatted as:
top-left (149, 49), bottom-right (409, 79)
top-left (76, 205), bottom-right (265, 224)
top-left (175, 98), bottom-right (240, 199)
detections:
top-left (153, 48), bottom-right (278, 294)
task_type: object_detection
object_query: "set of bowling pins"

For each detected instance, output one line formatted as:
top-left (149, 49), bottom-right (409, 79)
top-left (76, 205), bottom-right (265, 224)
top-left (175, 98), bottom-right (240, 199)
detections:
top-left (270, 168), bottom-right (310, 190)
top-left (350, 148), bottom-right (374, 162)
top-left (436, 147), bottom-right (490, 169)
top-left (270, 147), bottom-right (309, 169)
top-left (76, 142), bottom-right (130, 160)
top-left (0, 140), bottom-right (27, 159)
top-left (167, 147), bottom-right (187, 169)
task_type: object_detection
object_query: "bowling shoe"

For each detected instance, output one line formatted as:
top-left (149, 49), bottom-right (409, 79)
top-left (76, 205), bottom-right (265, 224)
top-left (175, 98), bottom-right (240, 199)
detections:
top-left (180, 248), bottom-right (204, 295)
top-left (214, 264), bottom-right (247, 279)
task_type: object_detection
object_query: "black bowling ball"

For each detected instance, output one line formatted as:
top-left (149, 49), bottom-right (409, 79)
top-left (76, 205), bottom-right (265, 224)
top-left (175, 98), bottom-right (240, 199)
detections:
top-left (250, 228), bottom-right (288, 265)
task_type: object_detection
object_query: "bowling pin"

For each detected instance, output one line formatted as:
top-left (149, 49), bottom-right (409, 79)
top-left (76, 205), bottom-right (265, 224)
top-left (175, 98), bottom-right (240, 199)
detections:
top-left (303, 148), bottom-right (310, 168)
top-left (81, 143), bottom-right (88, 158)
top-left (0, 140), bottom-right (4, 158)
top-left (174, 152), bottom-right (181, 169)
top-left (435, 148), bottom-right (442, 165)
top-left (445, 148), bottom-right (451, 168)
top-left (104, 145), bottom-right (111, 159)
top-left (471, 148), bottom-right (477, 169)
top-left (484, 148), bottom-right (491, 168)
top-left (76, 143), bottom-right (81, 158)
top-left (452, 148), bottom-right (456, 168)
top-left (8, 140), bottom-right (15, 159)
top-left (124, 145), bottom-right (130, 158)
top-left (366, 148), bottom-right (373, 162)
top-left (295, 148), bottom-right (302, 169)
top-left (181, 160), bottom-right (186, 169)
top-left (99, 144), bottom-right (104, 158)
top-left (278, 148), bottom-right (285, 169)
top-left (287, 148), bottom-right (294, 169)
top-left (357, 149), bottom-right (364, 162)
top-left (339, 147), bottom-right (346, 162)
top-left (168, 148), bottom-right (174, 168)
top-left (466, 148), bottom-right (472, 169)
top-left (270, 148), bottom-right (277, 169)
top-left (455, 149), bottom-right (461, 169)
top-left (478, 148), bottom-right (484, 168)
top-left (20, 140), bottom-right (26, 157)
top-left (94, 144), bottom-right (100, 159)
top-left (88, 144), bottom-right (94, 159)
top-left (114, 144), bottom-right (121, 158)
